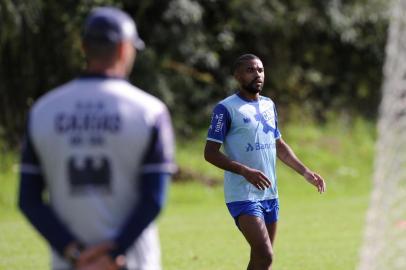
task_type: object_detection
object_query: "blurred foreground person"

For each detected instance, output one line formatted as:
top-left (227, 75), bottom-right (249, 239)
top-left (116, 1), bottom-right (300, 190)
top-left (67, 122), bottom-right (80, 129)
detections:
top-left (204, 54), bottom-right (326, 270)
top-left (19, 6), bottom-right (175, 270)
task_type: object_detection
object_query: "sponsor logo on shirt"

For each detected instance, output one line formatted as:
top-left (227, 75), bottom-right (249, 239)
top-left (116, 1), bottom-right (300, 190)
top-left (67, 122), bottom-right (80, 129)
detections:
top-left (246, 142), bottom-right (275, 152)
top-left (68, 155), bottom-right (111, 194)
top-left (243, 117), bottom-right (251, 123)
top-left (214, 113), bottom-right (224, 133)
top-left (246, 143), bottom-right (254, 151)
top-left (55, 102), bottom-right (121, 146)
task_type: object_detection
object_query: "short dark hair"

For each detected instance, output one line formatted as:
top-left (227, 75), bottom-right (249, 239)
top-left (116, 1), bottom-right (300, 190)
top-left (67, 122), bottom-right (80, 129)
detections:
top-left (232, 54), bottom-right (261, 74)
top-left (83, 40), bottom-right (117, 62)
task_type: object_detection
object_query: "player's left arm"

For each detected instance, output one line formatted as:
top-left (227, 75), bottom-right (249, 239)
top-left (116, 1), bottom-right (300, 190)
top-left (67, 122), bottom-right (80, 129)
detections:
top-left (74, 170), bottom-right (170, 269)
top-left (276, 138), bottom-right (326, 193)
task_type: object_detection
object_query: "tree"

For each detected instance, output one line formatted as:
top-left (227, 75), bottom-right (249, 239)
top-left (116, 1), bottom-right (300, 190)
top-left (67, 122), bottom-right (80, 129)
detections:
top-left (0, 0), bottom-right (389, 145)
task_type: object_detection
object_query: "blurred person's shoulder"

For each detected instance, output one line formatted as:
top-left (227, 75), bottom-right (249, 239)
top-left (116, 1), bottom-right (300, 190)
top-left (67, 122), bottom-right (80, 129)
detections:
top-left (31, 79), bottom-right (168, 113)
top-left (29, 79), bottom-right (79, 115)
top-left (116, 81), bottom-right (169, 115)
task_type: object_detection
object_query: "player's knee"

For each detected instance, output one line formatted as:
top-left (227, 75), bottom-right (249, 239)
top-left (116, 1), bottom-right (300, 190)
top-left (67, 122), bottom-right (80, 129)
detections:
top-left (262, 249), bottom-right (273, 267)
top-left (253, 247), bottom-right (273, 267)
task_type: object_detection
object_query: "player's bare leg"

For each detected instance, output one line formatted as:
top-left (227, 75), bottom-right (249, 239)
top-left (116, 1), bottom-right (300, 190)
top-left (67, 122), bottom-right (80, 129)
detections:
top-left (247, 222), bottom-right (277, 270)
top-left (266, 222), bottom-right (277, 245)
top-left (238, 215), bottom-right (273, 270)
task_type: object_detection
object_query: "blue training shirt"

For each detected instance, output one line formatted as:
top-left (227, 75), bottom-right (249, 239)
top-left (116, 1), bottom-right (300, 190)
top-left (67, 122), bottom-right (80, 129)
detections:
top-left (207, 93), bottom-right (281, 203)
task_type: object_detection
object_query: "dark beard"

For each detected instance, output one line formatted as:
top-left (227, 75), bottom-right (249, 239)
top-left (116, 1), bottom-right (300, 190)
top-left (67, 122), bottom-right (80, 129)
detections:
top-left (242, 78), bottom-right (262, 94)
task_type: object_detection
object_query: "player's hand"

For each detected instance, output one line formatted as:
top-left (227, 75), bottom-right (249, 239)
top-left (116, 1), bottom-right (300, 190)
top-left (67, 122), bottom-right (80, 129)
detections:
top-left (241, 166), bottom-right (272, 190)
top-left (76, 242), bottom-right (114, 268)
top-left (77, 254), bottom-right (120, 270)
top-left (303, 170), bottom-right (326, 193)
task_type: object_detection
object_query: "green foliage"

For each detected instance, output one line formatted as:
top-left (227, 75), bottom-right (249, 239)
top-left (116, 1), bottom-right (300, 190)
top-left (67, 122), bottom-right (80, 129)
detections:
top-left (0, 0), bottom-right (389, 144)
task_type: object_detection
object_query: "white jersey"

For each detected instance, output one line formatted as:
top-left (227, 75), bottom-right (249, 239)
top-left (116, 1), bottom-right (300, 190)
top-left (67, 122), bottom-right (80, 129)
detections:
top-left (22, 76), bottom-right (175, 270)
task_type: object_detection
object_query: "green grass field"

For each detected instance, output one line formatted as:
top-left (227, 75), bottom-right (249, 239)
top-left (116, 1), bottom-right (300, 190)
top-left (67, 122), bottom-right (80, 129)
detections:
top-left (0, 117), bottom-right (375, 270)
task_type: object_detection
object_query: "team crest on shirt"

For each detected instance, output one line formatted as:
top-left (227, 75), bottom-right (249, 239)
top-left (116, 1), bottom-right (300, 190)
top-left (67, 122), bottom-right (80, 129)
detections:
top-left (254, 108), bottom-right (276, 134)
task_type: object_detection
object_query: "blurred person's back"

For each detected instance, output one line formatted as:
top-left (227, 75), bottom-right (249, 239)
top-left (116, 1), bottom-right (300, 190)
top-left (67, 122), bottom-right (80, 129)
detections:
top-left (19, 6), bottom-right (175, 270)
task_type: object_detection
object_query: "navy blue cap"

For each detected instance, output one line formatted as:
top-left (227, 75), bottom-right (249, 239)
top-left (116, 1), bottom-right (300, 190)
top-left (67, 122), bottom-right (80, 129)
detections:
top-left (83, 7), bottom-right (145, 50)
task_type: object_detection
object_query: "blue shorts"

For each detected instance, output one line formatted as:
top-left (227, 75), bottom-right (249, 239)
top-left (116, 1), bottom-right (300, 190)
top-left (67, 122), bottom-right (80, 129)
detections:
top-left (226, 199), bottom-right (279, 227)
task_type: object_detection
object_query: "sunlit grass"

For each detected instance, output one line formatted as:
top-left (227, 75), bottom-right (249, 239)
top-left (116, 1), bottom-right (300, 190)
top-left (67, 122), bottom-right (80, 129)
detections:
top-left (0, 117), bottom-right (375, 269)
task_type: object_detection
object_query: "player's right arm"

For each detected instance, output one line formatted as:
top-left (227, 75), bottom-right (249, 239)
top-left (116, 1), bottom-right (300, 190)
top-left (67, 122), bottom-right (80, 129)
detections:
top-left (18, 119), bottom-right (81, 261)
top-left (204, 141), bottom-right (271, 190)
top-left (204, 103), bottom-right (271, 190)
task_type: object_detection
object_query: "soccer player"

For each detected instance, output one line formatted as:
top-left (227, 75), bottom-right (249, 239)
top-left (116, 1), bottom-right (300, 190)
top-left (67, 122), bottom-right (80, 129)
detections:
top-left (204, 54), bottom-right (326, 270)
top-left (18, 7), bottom-right (175, 270)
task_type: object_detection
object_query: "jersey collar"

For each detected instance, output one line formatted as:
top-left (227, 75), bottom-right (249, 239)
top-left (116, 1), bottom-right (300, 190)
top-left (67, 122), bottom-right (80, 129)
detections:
top-left (236, 92), bottom-right (260, 103)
